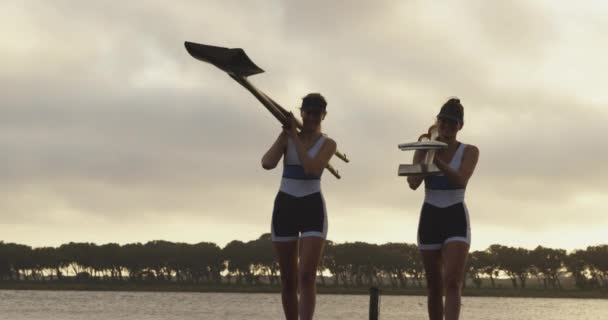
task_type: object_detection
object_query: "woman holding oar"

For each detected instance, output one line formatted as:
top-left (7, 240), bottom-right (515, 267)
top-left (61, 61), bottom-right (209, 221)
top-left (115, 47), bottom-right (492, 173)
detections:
top-left (261, 93), bottom-right (337, 320)
top-left (407, 98), bottom-right (480, 320)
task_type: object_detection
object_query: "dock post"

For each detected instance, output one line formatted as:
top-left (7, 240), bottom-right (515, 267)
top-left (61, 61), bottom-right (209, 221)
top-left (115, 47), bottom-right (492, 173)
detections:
top-left (369, 286), bottom-right (380, 320)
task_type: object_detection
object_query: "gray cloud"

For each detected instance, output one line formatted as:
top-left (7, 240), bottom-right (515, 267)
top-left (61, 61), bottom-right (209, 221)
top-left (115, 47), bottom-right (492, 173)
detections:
top-left (0, 1), bottom-right (606, 248)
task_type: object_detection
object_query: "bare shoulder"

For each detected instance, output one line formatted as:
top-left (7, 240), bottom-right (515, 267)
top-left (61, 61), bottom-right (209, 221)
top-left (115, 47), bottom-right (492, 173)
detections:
top-left (324, 137), bottom-right (337, 150)
top-left (464, 144), bottom-right (479, 158)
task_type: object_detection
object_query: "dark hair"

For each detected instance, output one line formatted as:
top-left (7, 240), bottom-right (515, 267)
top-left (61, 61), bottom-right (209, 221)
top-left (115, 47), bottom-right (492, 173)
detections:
top-left (437, 97), bottom-right (464, 124)
top-left (301, 93), bottom-right (327, 110)
top-left (419, 98), bottom-right (464, 141)
top-left (443, 98), bottom-right (463, 111)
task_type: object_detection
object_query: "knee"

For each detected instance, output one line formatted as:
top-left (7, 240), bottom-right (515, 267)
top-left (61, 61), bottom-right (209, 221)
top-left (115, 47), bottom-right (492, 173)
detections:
top-left (426, 277), bottom-right (443, 297)
top-left (280, 274), bottom-right (298, 293)
top-left (444, 275), bottom-right (463, 292)
top-left (281, 277), bottom-right (298, 293)
top-left (299, 270), bottom-right (317, 288)
top-left (427, 282), bottom-right (443, 297)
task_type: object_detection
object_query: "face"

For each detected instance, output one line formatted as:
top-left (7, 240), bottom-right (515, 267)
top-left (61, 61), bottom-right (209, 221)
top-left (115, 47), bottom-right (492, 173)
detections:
top-left (300, 108), bottom-right (326, 125)
top-left (437, 117), bottom-right (462, 139)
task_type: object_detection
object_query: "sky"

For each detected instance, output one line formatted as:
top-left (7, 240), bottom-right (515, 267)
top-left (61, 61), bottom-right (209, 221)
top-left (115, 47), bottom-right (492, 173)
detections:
top-left (1, 1), bottom-right (607, 252)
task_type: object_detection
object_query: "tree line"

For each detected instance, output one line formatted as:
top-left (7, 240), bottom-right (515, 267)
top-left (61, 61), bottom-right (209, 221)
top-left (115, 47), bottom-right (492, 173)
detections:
top-left (1, 234), bottom-right (606, 290)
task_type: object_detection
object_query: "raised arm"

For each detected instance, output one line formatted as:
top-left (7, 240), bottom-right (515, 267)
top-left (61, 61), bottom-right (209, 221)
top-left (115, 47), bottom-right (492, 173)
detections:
top-left (434, 145), bottom-right (479, 187)
top-left (261, 131), bottom-right (288, 170)
top-left (407, 149), bottom-right (427, 190)
top-left (291, 136), bottom-right (337, 177)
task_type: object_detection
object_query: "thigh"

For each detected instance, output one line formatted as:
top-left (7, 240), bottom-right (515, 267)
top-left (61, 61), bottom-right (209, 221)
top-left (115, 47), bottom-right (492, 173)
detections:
top-left (420, 249), bottom-right (443, 286)
top-left (274, 241), bottom-right (299, 280)
top-left (300, 192), bottom-right (327, 238)
top-left (443, 202), bottom-right (470, 243)
top-left (442, 241), bottom-right (469, 281)
top-left (272, 192), bottom-right (300, 241)
top-left (299, 237), bottom-right (325, 275)
top-left (418, 203), bottom-right (444, 250)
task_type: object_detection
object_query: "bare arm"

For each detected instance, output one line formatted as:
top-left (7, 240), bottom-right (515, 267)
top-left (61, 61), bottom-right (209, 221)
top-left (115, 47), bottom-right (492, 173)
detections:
top-left (407, 149), bottom-right (427, 190)
top-left (434, 145), bottom-right (479, 187)
top-left (261, 131), bottom-right (287, 170)
top-left (290, 136), bottom-right (337, 176)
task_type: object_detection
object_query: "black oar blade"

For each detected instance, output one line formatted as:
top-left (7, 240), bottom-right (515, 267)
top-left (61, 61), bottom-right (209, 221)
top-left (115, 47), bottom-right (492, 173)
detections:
top-left (184, 41), bottom-right (264, 77)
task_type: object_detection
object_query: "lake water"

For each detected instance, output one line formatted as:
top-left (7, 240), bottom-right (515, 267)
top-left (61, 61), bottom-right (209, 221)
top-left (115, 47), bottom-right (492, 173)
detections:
top-left (0, 290), bottom-right (606, 320)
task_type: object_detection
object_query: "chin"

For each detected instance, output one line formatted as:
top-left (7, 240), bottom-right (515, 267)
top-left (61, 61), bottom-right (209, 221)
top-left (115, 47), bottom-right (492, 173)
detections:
top-left (439, 134), bottom-right (455, 140)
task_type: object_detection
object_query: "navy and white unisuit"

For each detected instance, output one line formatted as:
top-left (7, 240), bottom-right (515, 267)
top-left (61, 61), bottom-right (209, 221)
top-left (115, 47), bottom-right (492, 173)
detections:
top-left (271, 135), bottom-right (328, 242)
top-left (417, 143), bottom-right (471, 250)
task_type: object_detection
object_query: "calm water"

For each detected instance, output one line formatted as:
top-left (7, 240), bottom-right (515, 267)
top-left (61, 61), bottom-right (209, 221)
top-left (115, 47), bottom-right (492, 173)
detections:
top-left (0, 290), bottom-right (606, 320)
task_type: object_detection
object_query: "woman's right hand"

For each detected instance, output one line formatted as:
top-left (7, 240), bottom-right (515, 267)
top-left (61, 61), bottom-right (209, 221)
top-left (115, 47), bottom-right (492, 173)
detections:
top-left (282, 112), bottom-right (298, 139)
top-left (407, 175), bottom-right (425, 190)
top-left (408, 149), bottom-right (428, 190)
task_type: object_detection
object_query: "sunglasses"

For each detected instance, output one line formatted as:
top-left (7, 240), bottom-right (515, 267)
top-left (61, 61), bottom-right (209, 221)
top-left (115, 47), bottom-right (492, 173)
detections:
top-left (301, 108), bottom-right (324, 117)
top-left (438, 117), bottom-right (460, 126)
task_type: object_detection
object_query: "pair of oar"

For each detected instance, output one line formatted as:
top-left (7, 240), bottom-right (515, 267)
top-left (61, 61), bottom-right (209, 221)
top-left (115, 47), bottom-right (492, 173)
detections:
top-left (184, 41), bottom-right (348, 179)
top-left (397, 126), bottom-right (446, 176)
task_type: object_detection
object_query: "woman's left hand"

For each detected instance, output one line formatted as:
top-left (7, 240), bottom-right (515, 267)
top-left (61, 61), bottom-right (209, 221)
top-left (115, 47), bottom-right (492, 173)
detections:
top-left (433, 156), bottom-right (448, 171)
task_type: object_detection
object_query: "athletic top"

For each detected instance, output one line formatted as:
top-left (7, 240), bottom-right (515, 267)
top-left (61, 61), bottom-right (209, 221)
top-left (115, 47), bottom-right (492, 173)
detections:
top-left (279, 135), bottom-right (326, 197)
top-left (424, 143), bottom-right (467, 208)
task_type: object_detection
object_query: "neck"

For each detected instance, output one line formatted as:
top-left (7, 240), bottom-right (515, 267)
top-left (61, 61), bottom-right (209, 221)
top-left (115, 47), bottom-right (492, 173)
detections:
top-left (301, 125), bottom-right (321, 136)
top-left (439, 135), bottom-right (458, 147)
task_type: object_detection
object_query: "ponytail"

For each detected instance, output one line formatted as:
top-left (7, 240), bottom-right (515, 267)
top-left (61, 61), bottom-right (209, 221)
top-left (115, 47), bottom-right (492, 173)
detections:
top-left (418, 123), bottom-right (438, 141)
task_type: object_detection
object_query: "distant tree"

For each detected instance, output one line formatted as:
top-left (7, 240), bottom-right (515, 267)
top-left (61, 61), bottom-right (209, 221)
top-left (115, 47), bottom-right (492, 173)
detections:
top-left (403, 244), bottom-right (424, 288)
top-left (530, 246), bottom-right (566, 289)
top-left (2, 236), bottom-right (607, 292)
top-left (98, 243), bottom-right (122, 280)
top-left (32, 247), bottom-right (61, 280)
top-left (585, 245), bottom-right (608, 288)
top-left (564, 249), bottom-right (590, 289)
top-left (223, 240), bottom-right (253, 285)
top-left (469, 250), bottom-right (499, 288)
top-left (58, 242), bottom-right (97, 277)
top-left (378, 243), bottom-right (408, 288)
top-left (0, 243), bottom-right (34, 280)
top-left (467, 251), bottom-right (485, 288)
top-left (248, 234), bottom-right (277, 285)
top-left (489, 245), bottom-right (530, 288)
top-left (323, 241), bottom-right (345, 286)
top-left (0, 243), bottom-right (10, 280)
top-left (120, 243), bottom-right (146, 280)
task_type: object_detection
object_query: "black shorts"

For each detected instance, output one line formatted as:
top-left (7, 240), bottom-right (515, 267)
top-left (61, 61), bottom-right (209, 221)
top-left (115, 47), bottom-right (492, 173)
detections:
top-left (271, 191), bottom-right (327, 242)
top-left (417, 202), bottom-right (470, 250)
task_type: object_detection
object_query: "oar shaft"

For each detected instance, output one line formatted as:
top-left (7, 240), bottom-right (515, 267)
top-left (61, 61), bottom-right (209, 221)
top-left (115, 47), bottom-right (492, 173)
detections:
top-left (262, 94), bottom-right (349, 163)
top-left (232, 76), bottom-right (341, 179)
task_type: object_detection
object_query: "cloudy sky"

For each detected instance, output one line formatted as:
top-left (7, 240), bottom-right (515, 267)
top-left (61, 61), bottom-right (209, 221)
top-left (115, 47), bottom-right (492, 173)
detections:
top-left (1, 1), bottom-right (607, 251)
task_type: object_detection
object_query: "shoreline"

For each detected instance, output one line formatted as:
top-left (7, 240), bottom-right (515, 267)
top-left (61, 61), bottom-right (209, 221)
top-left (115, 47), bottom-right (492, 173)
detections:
top-left (0, 282), bottom-right (606, 299)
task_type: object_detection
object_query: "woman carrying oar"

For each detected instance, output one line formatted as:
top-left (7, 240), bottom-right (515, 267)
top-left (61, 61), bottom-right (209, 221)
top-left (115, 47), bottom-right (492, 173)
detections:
top-left (407, 98), bottom-right (479, 320)
top-left (261, 93), bottom-right (337, 320)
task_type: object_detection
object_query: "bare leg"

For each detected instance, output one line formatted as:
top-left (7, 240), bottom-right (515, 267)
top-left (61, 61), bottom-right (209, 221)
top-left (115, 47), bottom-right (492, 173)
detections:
top-left (442, 241), bottom-right (469, 320)
top-left (274, 241), bottom-right (299, 320)
top-left (298, 237), bottom-right (325, 320)
top-left (421, 249), bottom-right (443, 320)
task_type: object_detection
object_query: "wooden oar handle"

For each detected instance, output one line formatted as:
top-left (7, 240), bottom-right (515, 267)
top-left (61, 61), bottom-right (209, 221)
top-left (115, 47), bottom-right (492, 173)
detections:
top-left (423, 126), bottom-right (439, 166)
top-left (232, 76), bottom-right (342, 179)
top-left (325, 163), bottom-right (341, 179)
top-left (334, 152), bottom-right (348, 163)
top-left (263, 94), bottom-right (349, 163)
